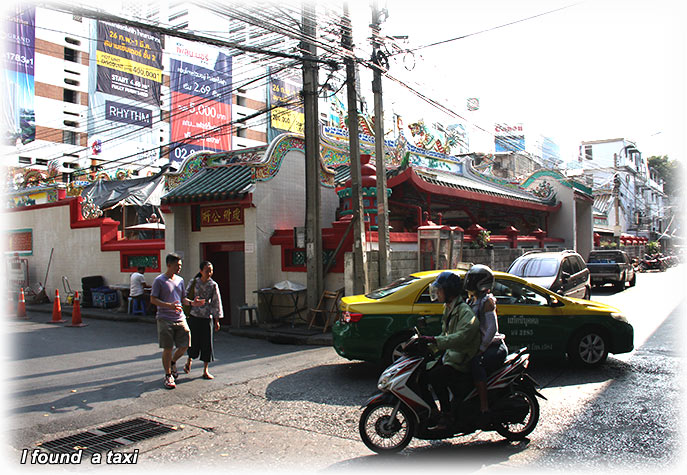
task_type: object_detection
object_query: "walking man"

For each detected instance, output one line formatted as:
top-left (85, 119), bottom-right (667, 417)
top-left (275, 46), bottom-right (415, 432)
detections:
top-left (150, 253), bottom-right (204, 389)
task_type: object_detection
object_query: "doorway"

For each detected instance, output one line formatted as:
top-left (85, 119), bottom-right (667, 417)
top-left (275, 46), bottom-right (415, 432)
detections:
top-left (201, 242), bottom-right (245, 326)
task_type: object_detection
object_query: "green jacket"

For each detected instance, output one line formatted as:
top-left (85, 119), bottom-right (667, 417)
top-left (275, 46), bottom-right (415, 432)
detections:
top-left (431, 298), bottom-right (480, 373)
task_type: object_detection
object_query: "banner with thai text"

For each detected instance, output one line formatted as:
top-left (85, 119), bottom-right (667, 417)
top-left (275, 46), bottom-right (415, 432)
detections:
top-left (96, 21), bottom-right (163, 105)
top-left (168, 38), bottom-right (232, 164)
top-left (2, 5), bottom-right (35, 145)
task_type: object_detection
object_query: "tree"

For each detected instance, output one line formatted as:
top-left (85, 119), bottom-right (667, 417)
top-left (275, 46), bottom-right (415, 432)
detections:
top-left (647, 156), bottom-right (683, 198)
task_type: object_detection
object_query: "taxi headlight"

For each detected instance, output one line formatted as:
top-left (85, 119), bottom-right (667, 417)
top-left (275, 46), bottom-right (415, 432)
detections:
top-left (611, 312), bottom-right (628, 323)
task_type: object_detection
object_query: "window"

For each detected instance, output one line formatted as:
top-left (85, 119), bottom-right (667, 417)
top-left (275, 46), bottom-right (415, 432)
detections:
top-left (64, 47), bottom-right (79, 63)
top-left (64, 78), bottom-right (80, 86)
top-left (509, 257), bottom-right (559, 277)
top-left (561, 258), bottom-right (574, 276)
top-left (366, 276), bottom-right (419, 300)
top-left (18, 156), bottom-right (31, 164)
top-left (493, 279), bottom-right (550, 306)
top-left (63, 130), bottom-right (78, 145)
top-left (584, 145), bottom-right (593, 160)
top-left (415, 285), bottom-right (436, 304)
top-left (65, 37), bottom-right (81, 46)
top-left (63, 89), bottom-right (78, 104)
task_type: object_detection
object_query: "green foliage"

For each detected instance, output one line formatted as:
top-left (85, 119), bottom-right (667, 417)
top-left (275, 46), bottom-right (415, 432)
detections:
top-left (648, 155), bottom-right (683, 197)
top-left (647, 240), bottom-right (660, 254)
top-left (475, 229), bottom-right (491, 249)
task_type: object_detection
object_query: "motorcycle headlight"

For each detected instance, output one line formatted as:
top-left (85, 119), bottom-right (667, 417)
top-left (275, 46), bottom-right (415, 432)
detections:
top-left (377, 367), bottom-right (399, 390)
top-left (377, 375), bottom-right (392, 391)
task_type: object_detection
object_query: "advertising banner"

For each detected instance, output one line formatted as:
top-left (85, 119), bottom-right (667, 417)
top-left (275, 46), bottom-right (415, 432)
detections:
top-left (96, 21), bottom-right (163, 105)
top-left (2, 5), bottom-right (35, 145)
top-left (267, 68), bottom-right (303, 140)
top-left (168, 38), bottom-right (232, 164)
top-left (495, 123), bottom-right (525, 153)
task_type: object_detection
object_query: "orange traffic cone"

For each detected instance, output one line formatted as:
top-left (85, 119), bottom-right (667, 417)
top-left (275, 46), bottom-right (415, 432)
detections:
top-left (48, 289), bottom-right (66, 324)
top-left (66, 291), bottom-right (87, 327)
top-left (17, 288), bottom-right (27, 319)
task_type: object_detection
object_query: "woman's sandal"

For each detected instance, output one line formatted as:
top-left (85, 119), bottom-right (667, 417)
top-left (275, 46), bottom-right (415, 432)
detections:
top-left (184, 360), bottom-right (192, 374)
top-left (170, 361), bottom-right (179, 379)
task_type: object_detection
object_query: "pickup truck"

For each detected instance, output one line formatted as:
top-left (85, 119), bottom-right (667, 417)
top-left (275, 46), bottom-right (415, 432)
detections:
top-left (587, 250), bottom-right (636, 290)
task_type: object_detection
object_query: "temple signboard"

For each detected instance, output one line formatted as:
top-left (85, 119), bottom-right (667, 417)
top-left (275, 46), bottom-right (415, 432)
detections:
top-left (200, 205), bottom-right (244, 227)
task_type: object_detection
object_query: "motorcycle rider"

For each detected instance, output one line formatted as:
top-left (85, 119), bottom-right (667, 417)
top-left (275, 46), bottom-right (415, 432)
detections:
top-left (464, 264), bottom-right (508, 428)
top-left (417, 271), bottom-right (480, 431)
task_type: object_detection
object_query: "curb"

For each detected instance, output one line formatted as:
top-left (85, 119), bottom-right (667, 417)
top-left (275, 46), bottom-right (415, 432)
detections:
top-left (24, 304), bottom-right (333, 347)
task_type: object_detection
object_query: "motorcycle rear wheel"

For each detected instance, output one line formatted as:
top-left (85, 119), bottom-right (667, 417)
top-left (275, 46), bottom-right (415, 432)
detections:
top-left (495, 389), bottom-right (539, 441)
top-left (359, 401), bottom-right (415, 453)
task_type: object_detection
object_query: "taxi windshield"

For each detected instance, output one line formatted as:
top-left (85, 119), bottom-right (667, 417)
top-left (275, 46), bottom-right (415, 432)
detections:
top-left (510, 257), bottom-right (559, 277)
top-left (366, 276), bottom-right (419, 299)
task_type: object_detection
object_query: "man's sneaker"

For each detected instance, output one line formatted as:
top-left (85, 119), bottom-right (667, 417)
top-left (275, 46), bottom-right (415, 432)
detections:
top-left (164, 374), bottom-right (176, 389)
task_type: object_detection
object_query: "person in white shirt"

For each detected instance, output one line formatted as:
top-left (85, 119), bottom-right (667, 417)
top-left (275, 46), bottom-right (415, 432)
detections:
top-left (130, 266), bottom-right (149, 312)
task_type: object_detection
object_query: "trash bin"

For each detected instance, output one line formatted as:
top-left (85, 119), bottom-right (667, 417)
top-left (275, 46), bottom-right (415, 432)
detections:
top-left (81, 276), bottom-right (105, 307)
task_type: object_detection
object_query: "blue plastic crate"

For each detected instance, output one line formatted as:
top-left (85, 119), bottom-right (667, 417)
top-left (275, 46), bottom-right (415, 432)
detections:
top-left (92, 287), bottom-right (119, 308)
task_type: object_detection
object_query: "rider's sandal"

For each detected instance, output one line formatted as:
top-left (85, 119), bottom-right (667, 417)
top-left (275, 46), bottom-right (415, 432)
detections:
top-left (184, 360), bottom-right (192, 374)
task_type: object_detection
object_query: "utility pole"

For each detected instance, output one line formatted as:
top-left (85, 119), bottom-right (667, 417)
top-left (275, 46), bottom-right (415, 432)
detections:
top-left (343, 2), bottom-right (369, 295)
top-left (370, 0), bottom-right (391, 287)
top-left (302, 1), bottom-right (323, 309)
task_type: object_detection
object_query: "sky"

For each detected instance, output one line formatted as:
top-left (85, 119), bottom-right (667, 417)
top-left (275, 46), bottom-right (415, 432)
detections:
top-left (350, 0), bottom-right (685, 164)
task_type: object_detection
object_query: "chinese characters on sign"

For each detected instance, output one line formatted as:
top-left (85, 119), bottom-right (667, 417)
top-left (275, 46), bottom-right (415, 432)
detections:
top-left (200, 206), bottom-right (244, 227)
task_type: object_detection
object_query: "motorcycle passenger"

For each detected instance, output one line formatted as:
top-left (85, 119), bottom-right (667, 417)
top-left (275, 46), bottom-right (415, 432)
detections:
top-left (464, 264), bottom-right (508, 428)
top-left (418, 271), bottom-right (480, 431)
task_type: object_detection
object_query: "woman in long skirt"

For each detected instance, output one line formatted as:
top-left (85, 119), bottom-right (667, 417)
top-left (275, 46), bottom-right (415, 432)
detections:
top-left (184, 261), bottom-right (223, 379)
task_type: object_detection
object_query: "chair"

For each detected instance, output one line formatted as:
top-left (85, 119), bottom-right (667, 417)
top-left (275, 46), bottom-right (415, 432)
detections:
top-left (128, 296), bottom-right (145, 315)
top-left (307, 288), bottom-right (343, 333)
top-left (238, 304), bottom-right (259, 327)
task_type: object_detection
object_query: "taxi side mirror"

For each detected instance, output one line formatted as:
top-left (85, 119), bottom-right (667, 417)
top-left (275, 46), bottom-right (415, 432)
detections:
top-left (549, 296), bottom-right (564, 307)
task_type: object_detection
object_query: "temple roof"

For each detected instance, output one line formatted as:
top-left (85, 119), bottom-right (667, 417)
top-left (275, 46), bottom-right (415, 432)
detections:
top-left (162, 166), bottom-right (253, 204)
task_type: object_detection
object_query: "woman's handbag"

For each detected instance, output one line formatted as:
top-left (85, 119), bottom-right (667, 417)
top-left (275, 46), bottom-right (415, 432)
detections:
top-left (183, 277), bottom-right (197, 315)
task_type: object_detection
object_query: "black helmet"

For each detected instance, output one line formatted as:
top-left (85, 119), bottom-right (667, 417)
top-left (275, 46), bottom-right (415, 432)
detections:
top-left (430, 271), bottom-right (463, 301)
top-left (464, 264), bottom-right (494, 293)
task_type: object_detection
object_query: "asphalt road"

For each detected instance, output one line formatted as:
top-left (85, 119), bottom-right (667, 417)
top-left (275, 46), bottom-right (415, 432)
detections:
top-left (5, 265), bottom-right (685, 474)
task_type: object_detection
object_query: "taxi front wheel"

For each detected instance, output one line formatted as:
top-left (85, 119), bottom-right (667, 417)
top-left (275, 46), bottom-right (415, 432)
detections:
top-left (568, 328), bottom-right (608, 367)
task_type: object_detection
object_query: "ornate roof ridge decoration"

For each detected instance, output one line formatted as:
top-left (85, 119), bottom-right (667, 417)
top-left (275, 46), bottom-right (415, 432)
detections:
top-left (165, 133), bottom-right (338, 191)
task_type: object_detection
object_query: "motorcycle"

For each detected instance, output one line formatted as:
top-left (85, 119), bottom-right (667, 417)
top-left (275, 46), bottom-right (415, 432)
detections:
top-left (359, 330), bottom-right (546, 453)
top-left (639, 254), bottom-right (666, 272)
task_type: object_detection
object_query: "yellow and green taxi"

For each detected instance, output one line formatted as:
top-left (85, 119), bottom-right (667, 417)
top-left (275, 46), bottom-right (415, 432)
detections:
top-left (333, 270), bottom-right (633, 367)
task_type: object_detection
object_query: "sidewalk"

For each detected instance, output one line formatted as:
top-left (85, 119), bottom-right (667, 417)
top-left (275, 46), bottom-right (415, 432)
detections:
top-left (23, 302), bottom-right (333, 346)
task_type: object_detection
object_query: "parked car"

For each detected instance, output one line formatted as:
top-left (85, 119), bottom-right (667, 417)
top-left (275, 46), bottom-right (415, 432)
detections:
top-left (507, 250), bottom-right (591, 300)
top-left (333, 269), bottom-right (634, 368)
top-left (587, 250), bottom-right (636, 290)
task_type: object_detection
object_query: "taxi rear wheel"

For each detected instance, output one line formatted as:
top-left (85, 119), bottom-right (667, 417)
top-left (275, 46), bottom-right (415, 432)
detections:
top-left (382, 333), bottom-right (413, 367)
top-left (568, 328), bottom-right (609, 367)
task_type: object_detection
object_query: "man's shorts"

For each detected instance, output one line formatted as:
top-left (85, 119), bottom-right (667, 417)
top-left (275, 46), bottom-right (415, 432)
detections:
top-left (157, 318), bottom-right (191, 349)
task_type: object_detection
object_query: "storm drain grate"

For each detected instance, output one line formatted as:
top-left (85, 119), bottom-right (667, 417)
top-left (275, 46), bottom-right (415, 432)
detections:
top-left (39, 418), bottom-right (177, 454)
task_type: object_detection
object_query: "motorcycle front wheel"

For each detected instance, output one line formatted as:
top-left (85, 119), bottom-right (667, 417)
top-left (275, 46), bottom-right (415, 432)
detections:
top-left (495, 389), bottom-right (540, 441)
top-left (359, 400), bottom-right (415, 454)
